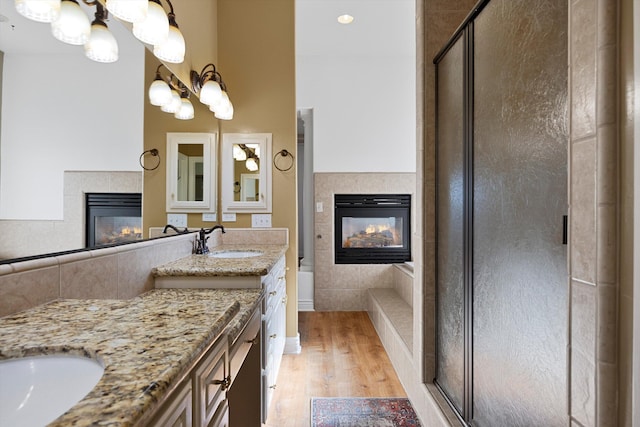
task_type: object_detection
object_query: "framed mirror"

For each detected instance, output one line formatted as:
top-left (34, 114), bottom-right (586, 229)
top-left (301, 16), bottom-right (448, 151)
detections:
top-left (221, 133), bottom-right (272, 213)
top-left (166, 133), bottom-right (217, 212)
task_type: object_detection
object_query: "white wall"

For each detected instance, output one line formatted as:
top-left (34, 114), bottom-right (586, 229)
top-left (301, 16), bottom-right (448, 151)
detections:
top-left (0, 49), bottom-right (144, 220)
top-left (296, 0), bottom-right (416, 173)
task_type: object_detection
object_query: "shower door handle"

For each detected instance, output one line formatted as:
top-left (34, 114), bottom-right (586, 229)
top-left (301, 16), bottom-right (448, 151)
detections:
top-left (562, 215), bottom-right (568, 245)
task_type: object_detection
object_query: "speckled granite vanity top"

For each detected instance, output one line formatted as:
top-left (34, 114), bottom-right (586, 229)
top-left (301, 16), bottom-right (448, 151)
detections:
top-left (152, 244), bottom-right (287, 277)
top-left (0, 288), bottom-right (263, 426)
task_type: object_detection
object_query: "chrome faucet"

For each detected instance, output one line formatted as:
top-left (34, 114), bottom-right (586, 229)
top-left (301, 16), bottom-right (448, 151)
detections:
top-left (195, 225), bottom-right (226, 254)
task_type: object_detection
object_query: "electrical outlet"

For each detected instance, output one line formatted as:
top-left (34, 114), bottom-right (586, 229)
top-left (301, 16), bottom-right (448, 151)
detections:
top-left (167, 213), bottom-right (187, 228)
top-left (222, 213), bottom-right (237, 222)
top-left (202, 213), bottom-right (217, 222)
top-left (251, 214), bottom-right (272, 228)
top-left (316, 202), bottom-right (323, 212)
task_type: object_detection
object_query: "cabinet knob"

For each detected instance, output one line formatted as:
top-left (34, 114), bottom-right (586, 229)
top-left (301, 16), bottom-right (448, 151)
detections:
top-left (269, 290), bottom-right (277, 296)
top-left (270, 334), bottom-right (277, 339)
top-left (245, 335), bottom-right (259, 345)
top-left (269, 384), bottom-right (277, 390)
top-left (213, 375), bottom-right (231, 390)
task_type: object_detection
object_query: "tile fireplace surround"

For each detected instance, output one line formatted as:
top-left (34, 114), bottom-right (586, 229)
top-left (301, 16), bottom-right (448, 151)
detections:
top-left (313, 172), bottom-right (416, 311)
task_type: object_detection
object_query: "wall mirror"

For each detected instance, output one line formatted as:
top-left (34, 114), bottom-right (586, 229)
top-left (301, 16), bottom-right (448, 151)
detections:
top-left (167, 132), bottom-right (217, 212)
top-left (221, 133), bottom-right (272, 213)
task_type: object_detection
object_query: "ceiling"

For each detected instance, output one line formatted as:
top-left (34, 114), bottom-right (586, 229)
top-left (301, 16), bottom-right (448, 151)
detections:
top-left (0, 0), bottom-right (415, 57)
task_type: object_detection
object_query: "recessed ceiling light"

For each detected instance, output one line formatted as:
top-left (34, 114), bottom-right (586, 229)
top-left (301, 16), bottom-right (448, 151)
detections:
top-left (337, 14), bottom-right (354, 25)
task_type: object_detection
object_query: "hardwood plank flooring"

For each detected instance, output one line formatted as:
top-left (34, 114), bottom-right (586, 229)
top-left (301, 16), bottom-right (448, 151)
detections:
top-left (264, 311), bottom-right (406, 427)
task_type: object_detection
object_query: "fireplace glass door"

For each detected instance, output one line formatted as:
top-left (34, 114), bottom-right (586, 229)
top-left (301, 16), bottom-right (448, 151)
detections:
top-left (86, 193), bottom-right (142, 247)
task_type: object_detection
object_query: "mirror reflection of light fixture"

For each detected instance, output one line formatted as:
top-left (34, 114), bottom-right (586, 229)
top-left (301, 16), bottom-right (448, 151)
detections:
top-left (175, 92), bottom-right (194, 120)
top-left (153, 0), bottom-right (185, 63)
top-left (15, 0), bottom-right (61, 23)
top-left (105, 0), bottom-right (148, 23)
top-left (191, 63), bottom-right (234, 120)
top-left (245, 157), bottom-right (259, 172)
top-left (233, 145), bottom-right (247, 161)
top-left (161, 88), bottom-right (182, 113)
top-left (51, 0), bottom-right (90, 45)
top-left (132, 0), bottom-right (168, 45)
top-left (84, 2), bottom-right (118, 63)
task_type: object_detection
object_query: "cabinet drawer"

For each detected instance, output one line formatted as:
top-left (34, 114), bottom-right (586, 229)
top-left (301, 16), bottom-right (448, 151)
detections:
top-left (229, 307), bottom-right (261, 384)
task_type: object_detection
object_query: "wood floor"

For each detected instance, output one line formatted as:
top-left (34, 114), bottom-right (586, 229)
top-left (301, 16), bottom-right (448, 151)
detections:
top-left (264, 311), bottom-right (406, 427)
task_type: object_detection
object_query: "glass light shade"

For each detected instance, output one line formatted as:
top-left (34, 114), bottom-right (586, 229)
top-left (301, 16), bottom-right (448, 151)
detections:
top-left (85, 22), bottom-right (118, 63)
top-left (245, 157), bottom-right (258, 172)
top-left (106, 0), bottom-right (147, 23)
top-left (132, 0), bottom-right (168, 45)
top-left (15, 0), bottom-right (60, 23)
top-left (233, 145), bottom-right (246, 161)
top-left (51, 0), bottom-right (90, 45)
top-left (148, 79), bottom-right (172, 106)
top-left (214, 102), bottom-right (233, 121)
top-left (161, 89), bottom-right (181, 113)
top-left (199, 80), bottom-right (222, 106)
top-left (174, 98), bottom-right (194, 120)
top-left (153, 22), bottom-right (185, 63)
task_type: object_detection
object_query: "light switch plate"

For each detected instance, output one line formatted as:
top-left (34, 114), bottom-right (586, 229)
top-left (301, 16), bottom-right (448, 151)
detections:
top-left (202, 213), bottom-right (217, 222)
top-left (222, 213), bottom-right (237, 222)
top-left (167, 213), bottom-right (187, 228)
top-left (251, 214), bottom-right (272, 228)
top-left (316, 202), bottom-right (323, 212)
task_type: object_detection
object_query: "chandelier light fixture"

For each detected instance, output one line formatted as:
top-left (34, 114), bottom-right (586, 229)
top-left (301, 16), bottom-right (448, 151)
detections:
top-left (191, 63), bottom-right (234, 120)
top-left (14, 0), bottom-right (61, 23)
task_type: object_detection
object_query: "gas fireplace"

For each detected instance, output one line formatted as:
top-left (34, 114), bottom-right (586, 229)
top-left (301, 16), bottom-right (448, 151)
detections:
top-left (85, 193), bottom-right (142, 247)
top-left (334, 194), bottom-right (411, 264)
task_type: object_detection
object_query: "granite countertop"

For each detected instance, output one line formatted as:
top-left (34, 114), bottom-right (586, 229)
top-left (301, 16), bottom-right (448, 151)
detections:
top-left (0, 288), bottom-right (263, 427)
top-left (152, 244), bottom-right (288, 277)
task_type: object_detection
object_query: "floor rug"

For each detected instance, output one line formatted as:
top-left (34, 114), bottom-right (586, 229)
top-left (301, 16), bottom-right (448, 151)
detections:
top-left (311, 397), bottom-right (422, 427)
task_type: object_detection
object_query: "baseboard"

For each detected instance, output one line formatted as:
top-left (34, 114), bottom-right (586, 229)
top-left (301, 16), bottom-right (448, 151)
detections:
top-left (284, 333), bottom-right (302, 354)
top-left (298, 299), bottom-right (315, 312)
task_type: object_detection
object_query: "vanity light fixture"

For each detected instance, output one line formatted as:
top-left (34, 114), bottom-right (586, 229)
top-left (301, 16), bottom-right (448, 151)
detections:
top-left (148, 64), bottom-right (173, 106)
top-left (153, 0), bottom-right (185, 63)
top-left (15, 0), bottom-right (61, 23)
top-left (105, 0), bottom-right (148, 23)
top-left (51, 0), bottom-right (90, 45)
top-left (233, 144), bottom-right (247, 161)
top-left (147, 67), bottom-right (193, 119)
top-left (161, 88), bottom-right (182, 113)
top-left (245, 157), bottom-right (259, 172)
top-left (191, 63), bottom-right (234, 120)
top-left (132, 0), bottom-right (168, 45)
top-left (174, 91), bottom-right (194, 120)
top-left (84, 2), bottom-right (118, 63)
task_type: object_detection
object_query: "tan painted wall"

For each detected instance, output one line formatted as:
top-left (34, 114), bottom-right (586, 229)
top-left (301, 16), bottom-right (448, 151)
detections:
top-left (142, 0), bottom-right (298, 339)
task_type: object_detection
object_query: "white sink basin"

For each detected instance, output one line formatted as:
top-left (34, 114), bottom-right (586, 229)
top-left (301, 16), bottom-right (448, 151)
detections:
top-left (0, 354), bottom-right (104, 427)
top-left (209, 250), bottom-right (263, 258)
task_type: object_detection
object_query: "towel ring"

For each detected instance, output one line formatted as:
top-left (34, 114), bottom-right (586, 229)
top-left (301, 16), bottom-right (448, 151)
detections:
top-left (273, 149), bottom-right (294, 172)
top-left (139, 148), bottom-right (161, 171)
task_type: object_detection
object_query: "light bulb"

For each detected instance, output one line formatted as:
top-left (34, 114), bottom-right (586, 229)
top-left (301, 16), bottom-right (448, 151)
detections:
top-left (214, 102), bottom-right (234, 121)
top-left (106, 0), bottom-right (147, 23)
top-left (51, 0), bottom-right (90, 45)
top-left (85, 21), bottom-right (118, 63)
top-left (233, 145), bottom-right (247, 161)
top-left (153, 15), bottom-right (185, 63)
top-left (132, 0), bottom-right (168, 45)
top-left (174, 97), bottom-right (194, 120)
top-left (148, 78), bottom-right (172, 106)
top-left (199, 80), bottom-right (222, 107)
top-left (15, 0), bottom-right (60, 23)
top-left (161, 89), bottom-right (182, 113)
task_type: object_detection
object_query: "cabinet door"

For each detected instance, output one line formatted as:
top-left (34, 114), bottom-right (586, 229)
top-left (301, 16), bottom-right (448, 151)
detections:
top-left (147, 380), bottom-right (192, 427)
top-left (208, 400), bottom-right (229, 427)
top-left (194, 337), bottom-right (228, 427)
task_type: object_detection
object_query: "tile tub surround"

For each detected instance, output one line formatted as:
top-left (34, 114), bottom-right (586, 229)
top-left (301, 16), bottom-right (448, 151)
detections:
top-left (0, 233), bottom-right (195, 318)
top-left (313, 173), bottom-right (416, 311)
top-left (152, 245), bottom-right (288, 278)
top-left (0, 288), bottom-right (263, 427)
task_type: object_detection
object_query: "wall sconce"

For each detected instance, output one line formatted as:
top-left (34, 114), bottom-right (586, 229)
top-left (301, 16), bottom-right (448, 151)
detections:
top-left (84, 2), bottom-right (118, 63)
top-left (105, 0), bottom-right (148, 23)
top-left (148, 64), bottom-right (193, 119)
top-left (191, 63), bottom-right (234, 120)
top-left (152, 0), bottom-right (185, 64)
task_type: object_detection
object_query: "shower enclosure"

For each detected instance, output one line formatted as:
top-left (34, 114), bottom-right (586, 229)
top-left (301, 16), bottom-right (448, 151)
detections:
top-left (434, 0), bottom-right (568, 425)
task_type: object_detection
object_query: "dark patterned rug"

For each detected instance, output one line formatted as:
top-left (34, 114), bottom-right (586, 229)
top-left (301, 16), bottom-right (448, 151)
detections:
top-left (311, 397), bottom-right (422, 426)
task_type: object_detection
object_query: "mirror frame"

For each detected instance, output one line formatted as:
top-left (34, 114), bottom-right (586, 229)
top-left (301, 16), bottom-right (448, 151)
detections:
top-left (221, 133), bottom-right (272, 213)
top-left (166, 132), bottom-right (217, 212)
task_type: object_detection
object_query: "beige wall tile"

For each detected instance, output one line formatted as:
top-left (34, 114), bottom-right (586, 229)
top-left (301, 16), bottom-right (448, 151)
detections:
top-left (597, 124), bottom-right (618, 205)
top-left (60, 255), bottom-right (119, 299)
top-left (597, 284), bottom-right (618, 364)
top-left (117, 247), bottom-right (157, 300)
top-left (597, 204), bottom-right (617, 284)
top-left (0, 267), bottom-right (60, 317)
top-left (597, 45), bottom-right (618, 126)
top-left (570, 0), bottom-right (597, 139)
top-left (571, 349), bottom-right (596, 426)
top-left (597, 361), bottom-right (618, 427)
top-left (315, 289), bottom-right (368, 311)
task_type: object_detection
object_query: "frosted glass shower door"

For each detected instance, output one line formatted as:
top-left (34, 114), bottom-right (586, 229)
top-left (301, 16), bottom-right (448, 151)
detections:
top-left (472, 0), bottom-right (568, 425)
top-left (435, 33), bottom-right (466, 415)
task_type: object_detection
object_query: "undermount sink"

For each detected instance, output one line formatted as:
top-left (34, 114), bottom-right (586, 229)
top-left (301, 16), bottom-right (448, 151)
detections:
top-left (0, 354), bottom-right (104, 427)
top-left (209, 250), bottom-right (264, 258)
